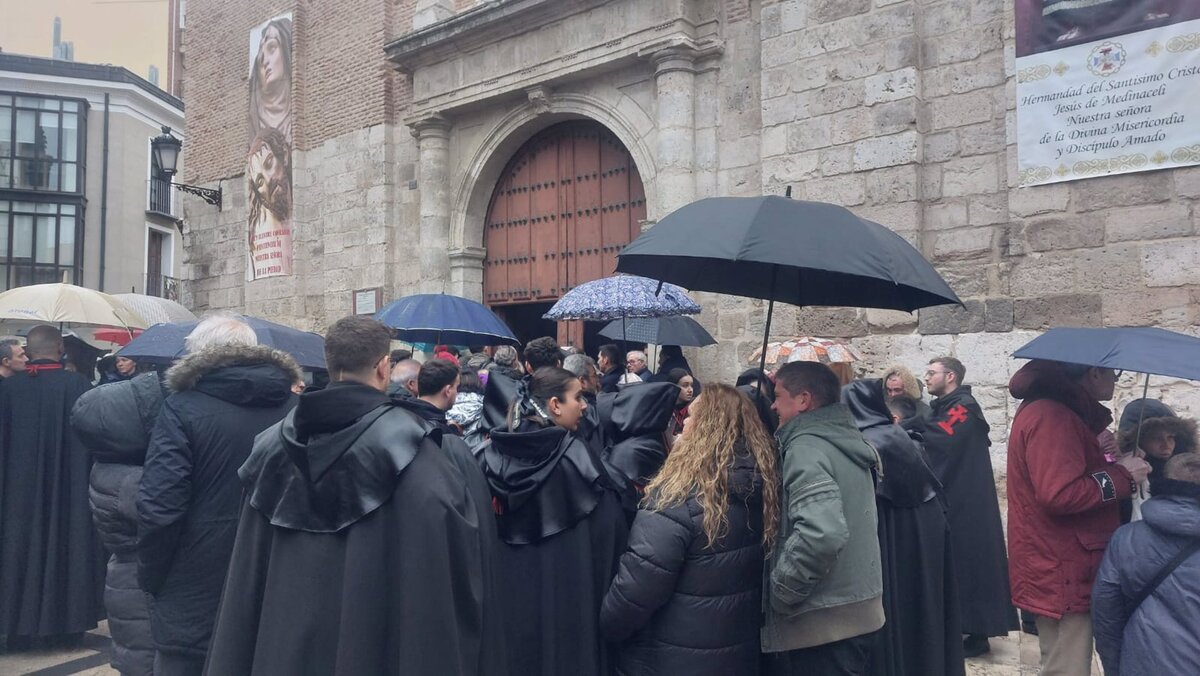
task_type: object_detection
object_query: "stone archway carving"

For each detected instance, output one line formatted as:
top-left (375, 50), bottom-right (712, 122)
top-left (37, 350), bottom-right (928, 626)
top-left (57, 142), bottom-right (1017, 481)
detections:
top-left (446, 90), bottom-right (657, 299)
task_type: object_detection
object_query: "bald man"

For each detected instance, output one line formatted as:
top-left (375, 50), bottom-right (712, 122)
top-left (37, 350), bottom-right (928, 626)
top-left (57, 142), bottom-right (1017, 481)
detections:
top-left (388, 358), bottom-right (421, 399)
top-left (0, 325), bottom-right (102, 643)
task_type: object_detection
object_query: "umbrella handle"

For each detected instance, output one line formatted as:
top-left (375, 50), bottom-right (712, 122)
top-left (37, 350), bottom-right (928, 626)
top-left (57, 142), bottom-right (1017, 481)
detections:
top-left (757, 265), bottom-right (779, 402)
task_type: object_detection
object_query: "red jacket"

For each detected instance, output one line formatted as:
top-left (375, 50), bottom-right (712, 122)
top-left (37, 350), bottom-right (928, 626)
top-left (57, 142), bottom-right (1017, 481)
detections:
top-left (1006, 361), bottom-right (1133, 619)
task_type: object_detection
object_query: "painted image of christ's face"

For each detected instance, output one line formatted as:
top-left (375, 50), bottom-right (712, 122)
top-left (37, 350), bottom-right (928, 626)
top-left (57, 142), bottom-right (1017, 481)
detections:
top-left (257, 25), bottom-right (287, 96)
top-left (247, 131), bottom-right (291, 221)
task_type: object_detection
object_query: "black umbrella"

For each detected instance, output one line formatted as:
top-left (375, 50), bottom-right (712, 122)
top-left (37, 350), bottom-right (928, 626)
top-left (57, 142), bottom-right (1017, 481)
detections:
top-left (119, 317), bottom-right (327, 369)
top-left (598, 315), bottom-right (716, 347)
top-left (616, 195), bottom-right (961, 384)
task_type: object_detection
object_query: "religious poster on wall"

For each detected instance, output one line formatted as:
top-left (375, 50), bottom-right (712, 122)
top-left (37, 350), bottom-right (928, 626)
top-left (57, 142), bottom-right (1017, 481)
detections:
top-left (246, 13), bottom-right (294, 280)
top-left (1015, 1), bottom-right (1200, 186)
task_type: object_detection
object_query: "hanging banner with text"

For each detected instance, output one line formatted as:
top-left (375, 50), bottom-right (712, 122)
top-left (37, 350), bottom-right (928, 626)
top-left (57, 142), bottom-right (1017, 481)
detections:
top-left (1015, 2), bottom-right (1200, 186)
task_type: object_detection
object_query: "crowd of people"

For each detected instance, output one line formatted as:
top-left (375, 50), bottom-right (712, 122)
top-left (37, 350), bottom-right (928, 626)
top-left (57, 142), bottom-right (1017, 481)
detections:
top-left (0, 317), bottom-right (1198, 676)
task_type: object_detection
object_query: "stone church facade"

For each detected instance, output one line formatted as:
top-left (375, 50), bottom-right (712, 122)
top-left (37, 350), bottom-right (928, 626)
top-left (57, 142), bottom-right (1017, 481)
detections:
top-left (180, 0), bottom-right (1200, 449)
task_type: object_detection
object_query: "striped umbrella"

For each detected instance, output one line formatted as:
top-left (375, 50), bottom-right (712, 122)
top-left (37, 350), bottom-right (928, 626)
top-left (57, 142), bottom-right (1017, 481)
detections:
top-left (748, 336), bottom-right (861, 367)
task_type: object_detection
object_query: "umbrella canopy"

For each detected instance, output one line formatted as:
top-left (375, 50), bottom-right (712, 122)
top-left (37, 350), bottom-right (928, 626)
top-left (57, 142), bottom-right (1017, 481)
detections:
top-left (114, 293), bottom-right (197, 325)
top-left (543, 274), bottom-right (701, 321)
top-left (616, 196), bottom-right (960, 312)
top-left (374, 294), bottom-right (519, 347)
top-left (598, 315), bottom-right (716, 347)
top-left (748, 336), bottom-right (861, 366)
top-left (1012, 327), bottom-right (1200, 381)
top-left (119, 316), bottom-right (327, 369)
top-left (0, 283), bottom-right (147, 330)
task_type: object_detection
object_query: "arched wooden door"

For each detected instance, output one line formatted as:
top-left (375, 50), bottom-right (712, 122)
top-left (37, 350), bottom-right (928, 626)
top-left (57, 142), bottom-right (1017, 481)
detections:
top-left (483, 121), bottom-right (647, 347)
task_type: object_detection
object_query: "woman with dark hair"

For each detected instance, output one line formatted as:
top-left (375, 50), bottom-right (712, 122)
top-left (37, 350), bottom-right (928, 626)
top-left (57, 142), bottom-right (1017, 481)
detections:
top-left (842, 379), bottom-right (965, 676)
top-left (602, 384), bottom-right (779, 675)
top-left (477, 367), bottom-right (629, 676)
top-left (666, 368), bottom-right (695, 437)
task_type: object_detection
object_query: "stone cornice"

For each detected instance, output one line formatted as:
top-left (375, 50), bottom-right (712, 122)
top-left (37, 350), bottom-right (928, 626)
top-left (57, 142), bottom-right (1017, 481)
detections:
top-left (386, 0), bottom-right (610, 74)
top-left (409, 114), bottom-right (452, 139)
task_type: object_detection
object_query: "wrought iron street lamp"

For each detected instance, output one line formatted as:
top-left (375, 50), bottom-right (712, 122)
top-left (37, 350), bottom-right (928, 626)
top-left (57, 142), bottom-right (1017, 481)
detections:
top-left (150, 126), bottom-right (222, 208)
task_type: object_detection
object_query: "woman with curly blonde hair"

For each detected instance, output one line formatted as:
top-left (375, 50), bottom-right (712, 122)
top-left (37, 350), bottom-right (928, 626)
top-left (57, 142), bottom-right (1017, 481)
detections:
top-left (601, 384), bottom-right (779, 675)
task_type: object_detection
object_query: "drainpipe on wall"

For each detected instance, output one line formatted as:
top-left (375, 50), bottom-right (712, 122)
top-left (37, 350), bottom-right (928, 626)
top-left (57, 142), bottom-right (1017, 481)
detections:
top-left (99, 93), bottom-right (110, 291)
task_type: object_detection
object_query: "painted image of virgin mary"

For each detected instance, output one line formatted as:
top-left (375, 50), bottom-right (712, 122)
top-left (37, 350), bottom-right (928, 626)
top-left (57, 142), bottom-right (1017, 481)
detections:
top-left (249, 17), bottom-right (293, 142)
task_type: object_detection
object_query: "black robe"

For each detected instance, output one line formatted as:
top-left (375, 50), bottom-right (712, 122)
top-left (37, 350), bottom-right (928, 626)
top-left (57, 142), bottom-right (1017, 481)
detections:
top-left (0, 362), bottom-right (104, 638)
top-left (905, 385), bottom-right (1017, 637)
top-left (843, 380), bottom-right (964, 676)
top-left (204, 384), bottom-right (503, 675)
top-left (480, 422), bottom-right (629, 676)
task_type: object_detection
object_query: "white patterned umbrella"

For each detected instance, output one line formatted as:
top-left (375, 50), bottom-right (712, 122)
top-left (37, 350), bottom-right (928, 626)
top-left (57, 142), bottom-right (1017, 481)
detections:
top-left (543, 274), bottom-right (701, 321)
top-left (114, 293), bottom-right (197, 325)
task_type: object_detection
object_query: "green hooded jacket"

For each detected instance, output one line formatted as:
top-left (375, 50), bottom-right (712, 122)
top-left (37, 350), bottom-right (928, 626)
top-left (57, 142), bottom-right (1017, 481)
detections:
top-left (761, 402), bottom-right (884, 652)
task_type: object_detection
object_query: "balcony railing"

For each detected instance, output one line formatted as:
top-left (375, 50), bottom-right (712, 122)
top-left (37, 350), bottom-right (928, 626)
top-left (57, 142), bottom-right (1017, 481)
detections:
top-left (145, 274), bottom-right (181, 300)
top-left (148, 176), bottom-right (174, 216)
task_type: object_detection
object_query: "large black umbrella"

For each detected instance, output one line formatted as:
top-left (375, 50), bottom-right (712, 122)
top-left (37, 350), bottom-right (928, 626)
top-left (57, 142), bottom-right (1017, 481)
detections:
top-left (617, 196), bottom-right (959, 311)
top-left (615, 195), bottom-right (961, 382)
top-left (598, 315), bottom-right (716, 347)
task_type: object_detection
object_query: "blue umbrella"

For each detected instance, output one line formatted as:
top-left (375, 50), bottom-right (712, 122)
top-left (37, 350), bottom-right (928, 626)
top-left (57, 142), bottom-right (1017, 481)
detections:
top-left (374, 294), bottom-right (519, 347)
top-left (598, 315), bottom-right (716, 347)
top-left (1012, 327), bottom-right (1200, 381)
top-left (118, 316), bottom-right (327, 369)
top-left (542, 275), bottom-right (700, 321)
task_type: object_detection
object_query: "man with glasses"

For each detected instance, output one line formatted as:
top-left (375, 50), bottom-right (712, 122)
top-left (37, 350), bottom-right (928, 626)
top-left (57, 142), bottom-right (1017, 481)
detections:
top-left (905, 357), bottom-right (1017, 658)
top-left (1006, 359), bottom-right (1150, 676)
top-left (625, 350), bottom-right (652, 381)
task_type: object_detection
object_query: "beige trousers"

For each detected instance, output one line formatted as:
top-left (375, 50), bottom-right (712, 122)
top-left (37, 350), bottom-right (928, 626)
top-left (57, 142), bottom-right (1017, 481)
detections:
top-left (1035, 613), bottom-right (1094, 676)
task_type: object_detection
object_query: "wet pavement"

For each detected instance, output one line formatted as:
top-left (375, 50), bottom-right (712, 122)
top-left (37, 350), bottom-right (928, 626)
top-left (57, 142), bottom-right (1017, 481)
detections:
top-left (0, 623), bottom-right (1103, 676)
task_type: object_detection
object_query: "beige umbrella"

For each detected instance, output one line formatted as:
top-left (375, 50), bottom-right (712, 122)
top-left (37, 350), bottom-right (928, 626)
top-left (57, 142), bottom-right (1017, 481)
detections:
top-left (0, 283), bottom-right (148, 331)
top-left (114, 293), bottom-right (197, 325)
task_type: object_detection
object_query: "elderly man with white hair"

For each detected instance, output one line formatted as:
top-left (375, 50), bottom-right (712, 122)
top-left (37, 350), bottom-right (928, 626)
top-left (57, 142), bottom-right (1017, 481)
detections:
top-left (136, 313), bottom-right (300, 676)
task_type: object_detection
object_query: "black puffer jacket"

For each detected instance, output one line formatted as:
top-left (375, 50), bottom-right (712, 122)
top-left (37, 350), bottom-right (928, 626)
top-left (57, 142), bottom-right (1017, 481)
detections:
top-left (72, 372), bottom-right (166, 676)
top-left (137, 344), bottom-right (299, 660)
top-left (600, 451), bottom-right (765, 675)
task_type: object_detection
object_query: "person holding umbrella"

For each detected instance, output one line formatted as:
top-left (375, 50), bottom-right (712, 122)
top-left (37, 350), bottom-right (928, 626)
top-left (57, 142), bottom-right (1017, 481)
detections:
top-left (1007, 359), bottom-right (1151, 676)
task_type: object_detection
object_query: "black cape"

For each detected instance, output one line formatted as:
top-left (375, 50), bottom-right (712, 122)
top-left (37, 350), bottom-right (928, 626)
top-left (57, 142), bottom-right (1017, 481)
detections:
top-left (905, 386), bottom-right (1017, 636)
top-left (204, 383), bottom-right (503, 676)
top-left (479, 422), bottom-right (629, 676)
top-left (843, 380), bottom-right (965, 676)
top-left (0, 363), bottom-right (104, 637)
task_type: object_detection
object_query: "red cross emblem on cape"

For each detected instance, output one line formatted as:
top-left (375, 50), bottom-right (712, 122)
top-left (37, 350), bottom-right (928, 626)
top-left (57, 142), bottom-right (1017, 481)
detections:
top-left (936, 404), bottom-right (970, 436)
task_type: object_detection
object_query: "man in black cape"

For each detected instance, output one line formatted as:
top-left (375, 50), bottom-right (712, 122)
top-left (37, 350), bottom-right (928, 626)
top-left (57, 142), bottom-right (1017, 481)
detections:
top-left (843, 379), bottom-right (965, 676)
top-left (905, 357), bottom-right (1017, 657)
top-left (204, 316), bottom-right (503, 676)
top-left (0, 325), bottom-right (103, 644)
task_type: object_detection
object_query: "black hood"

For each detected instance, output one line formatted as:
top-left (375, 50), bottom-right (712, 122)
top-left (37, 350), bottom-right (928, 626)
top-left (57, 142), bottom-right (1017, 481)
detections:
top-left (293, 381), bottom-right (389, 438)
top-left (1118, 397), bottom-right (1176, 434)
top-left (842, 379), bottom-right (939, 507)
top-left (166, 344), bottom-right (300, 408)
top-left (479, 370), bottom-right (525, 435)
top-left (599, 382), bottom-right (678, 439)
top-left (241, 396), bottom-right (436, 533)
top-left (482, 425), bottom-right (611, 545)
top-left (391, 394), bottom-right (451, 430)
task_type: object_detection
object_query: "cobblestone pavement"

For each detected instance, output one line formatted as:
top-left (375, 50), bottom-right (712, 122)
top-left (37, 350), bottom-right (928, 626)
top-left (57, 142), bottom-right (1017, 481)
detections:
top-left (2, 623), bottom-right (1105, 675)
top-left (0, 623), bottom-right (116, 676)
top-left (968, 630), bottom-right (1103, 676)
